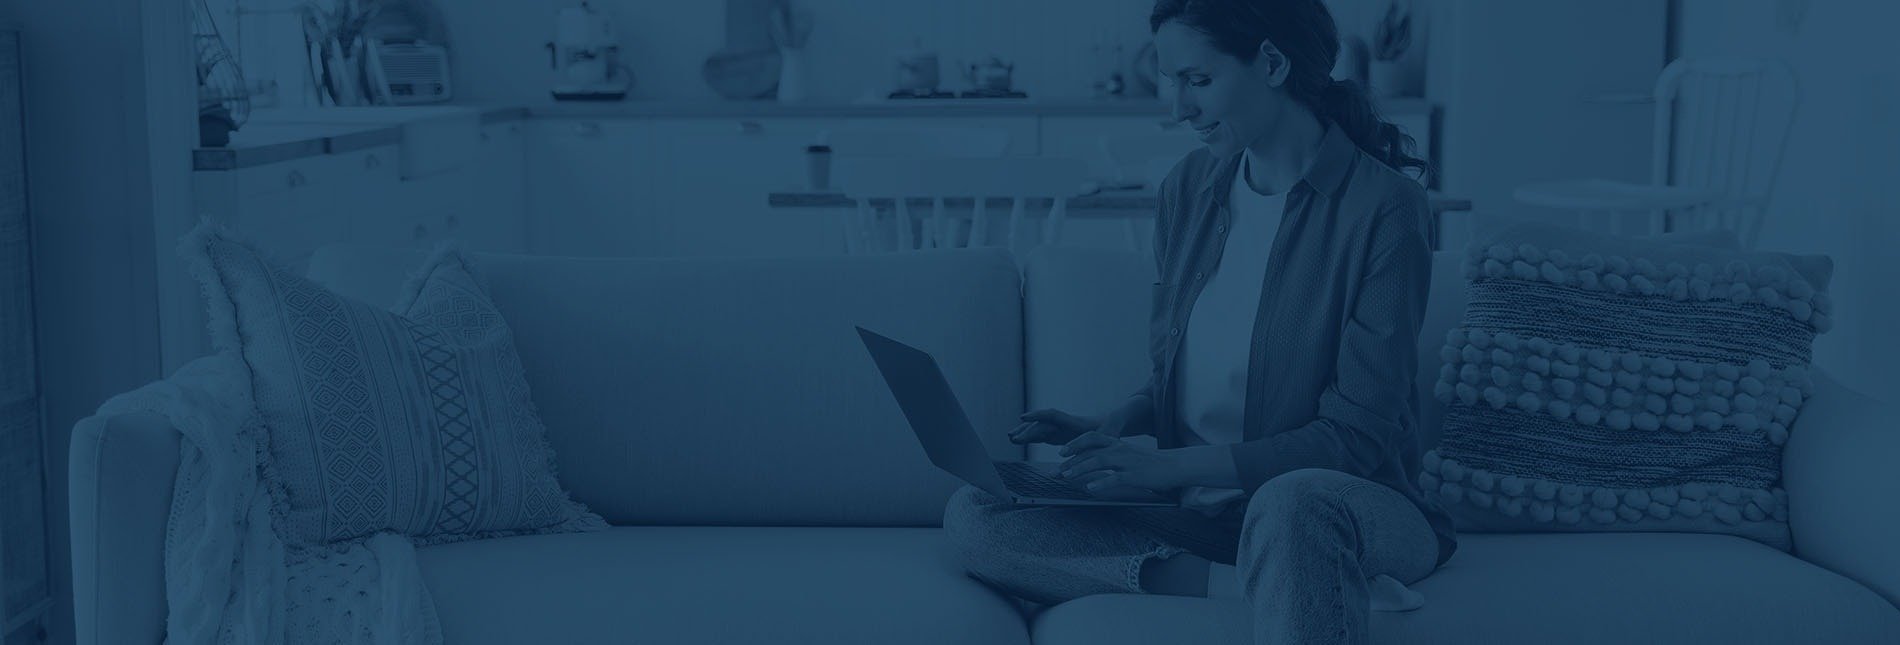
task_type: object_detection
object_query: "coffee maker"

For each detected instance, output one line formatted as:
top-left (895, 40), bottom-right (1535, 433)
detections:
top-left (547, 2), bottom-right (633, 101)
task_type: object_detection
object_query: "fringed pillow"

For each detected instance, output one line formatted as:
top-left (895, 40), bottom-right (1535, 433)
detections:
top-left (1421, 222), bottom-right (1832, 550)
top-left (183, 222), bottom-right (606, 547)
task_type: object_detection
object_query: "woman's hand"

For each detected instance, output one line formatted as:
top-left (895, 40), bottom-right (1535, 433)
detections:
top-left (1056, 431), bottom-right (1185, 493)
top-left (1058, 435), bottom-right (1242, 493)
top-left (1010, 406), bottom-right (1139, 445)
top-left (1007, 408), bottom-right (1098, 445)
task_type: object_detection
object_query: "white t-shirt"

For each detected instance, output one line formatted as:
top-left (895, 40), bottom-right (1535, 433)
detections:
top-left (1174, 151), bottom-right (1285, 515)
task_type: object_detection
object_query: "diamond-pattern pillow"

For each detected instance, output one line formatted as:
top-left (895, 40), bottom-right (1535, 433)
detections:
top-left (184, 224), bottom-right (605, 546)
top-left (1422, 223), bottom-right (1832, 550)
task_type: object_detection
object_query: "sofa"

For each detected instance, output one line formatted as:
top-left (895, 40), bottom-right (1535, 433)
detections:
top-left (71, 244), bottom-right (1900, 644)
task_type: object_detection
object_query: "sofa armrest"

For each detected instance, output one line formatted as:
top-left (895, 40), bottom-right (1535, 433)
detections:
top-left (1783, 372), bottom-right (1900, 610)
top-left (69, 411), bottom-right (180, 645)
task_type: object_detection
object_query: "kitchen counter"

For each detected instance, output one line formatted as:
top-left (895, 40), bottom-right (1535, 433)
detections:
top-left (521, 96), bottom-right (1434, 119)
top-left (194, 105), bottom-right (525, 171)
top-left (526, 97), bottom-right (1172, 119)
top-left (192, 123), bottom-right (399, 170)
top-left (192, 98), bottom-right (1436, 170)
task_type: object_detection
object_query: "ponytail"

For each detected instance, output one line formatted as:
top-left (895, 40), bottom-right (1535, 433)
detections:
top-left (1318, 79), bottom-right (1433, 183)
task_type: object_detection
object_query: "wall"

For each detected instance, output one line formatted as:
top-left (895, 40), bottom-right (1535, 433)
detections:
top-left (1675, 0), bottom-right (1899, 397)
top-left (1422, 0), bottom-right (1667, 235)
top-left (222, 0), bottom-right (1424, 105)
top-left (0, 1), bottom-right (188, 643)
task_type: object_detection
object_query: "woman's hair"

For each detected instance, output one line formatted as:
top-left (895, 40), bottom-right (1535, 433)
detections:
top-left (1151, 0), bottom-right (1432, 181)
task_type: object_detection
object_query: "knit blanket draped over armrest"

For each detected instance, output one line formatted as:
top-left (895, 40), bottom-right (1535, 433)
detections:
top-left (82, 353), bottom-right (442, 644)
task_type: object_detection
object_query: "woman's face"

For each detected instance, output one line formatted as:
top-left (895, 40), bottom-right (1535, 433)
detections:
top-left (1154, 21), bottom-right (1290, 158)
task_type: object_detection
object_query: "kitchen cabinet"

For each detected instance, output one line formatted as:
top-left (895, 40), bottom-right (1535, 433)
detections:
top-left (646, 117), bottom-right (835, 257)
top-left (524, 118), bottom-right (657, 256)
top-left (1036, 116), bottom-right (1187, 250)
top-left (467, 120), bottom-right (530, 250)
top-left (638, 117), bottom-right (1041, 258)
top-left (1041, 102), bottom-right (1436, 186)
top-left (355, 120), bottom-right (530, 254)
top-left (177, 124), bottom-right (533, 368)
top-left (194, 144), bottom-right (401, 270)
top-left (644, 116), bottom-right (1039, 258)
top-left (524, 115), bottom-right (1039, 258)
top-left (1039, 115), bottom-right (1188, 179)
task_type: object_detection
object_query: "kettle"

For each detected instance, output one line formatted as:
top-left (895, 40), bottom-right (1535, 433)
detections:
top-left (965, 56), bottom-right (1014, 92)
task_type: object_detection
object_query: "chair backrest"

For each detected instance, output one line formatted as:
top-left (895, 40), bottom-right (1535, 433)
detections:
top-left (818, 126), bottom-right (1012, 158)
top-left (1099, 132), bottom-right (1201, 185)
top-left (1652, 57), bottom-right (1800, 245)
top-left (834, 156), bottom-right (1092, 252)
top-left (835, 156), bottom-right (1091, 199)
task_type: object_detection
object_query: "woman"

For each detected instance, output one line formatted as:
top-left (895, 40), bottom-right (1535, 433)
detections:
top-left (941, 0), bottom-right (1456, 642)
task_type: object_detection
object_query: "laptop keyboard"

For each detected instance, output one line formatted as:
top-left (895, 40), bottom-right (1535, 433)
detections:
top-left (994, 462), bottom-right (1095, 500)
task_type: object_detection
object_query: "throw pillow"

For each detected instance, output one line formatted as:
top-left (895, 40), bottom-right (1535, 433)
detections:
top-left (1421, 222), bottom-right (1832, 550)
top-left (182, 223), bottom-right (605, 546)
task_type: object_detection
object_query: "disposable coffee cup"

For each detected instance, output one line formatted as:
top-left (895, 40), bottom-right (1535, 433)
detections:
top-left (807, 145), bottom-right (833, 190)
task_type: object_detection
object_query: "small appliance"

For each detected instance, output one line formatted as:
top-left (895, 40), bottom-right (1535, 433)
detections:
top-left (546, 2), bottom-right (632, 101)
top-left (890, 39), bottom-right (941, 98)
top-left (365, 39), bottom-right (453, 104)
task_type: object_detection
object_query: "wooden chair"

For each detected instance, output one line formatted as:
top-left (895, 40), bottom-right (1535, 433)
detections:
top-left (833, 156), bottom-right (1092, 255)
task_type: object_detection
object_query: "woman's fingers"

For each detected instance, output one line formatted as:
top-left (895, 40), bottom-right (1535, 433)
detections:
top-left (1020, 408), bottom-right (1086, 429)
top-left (1060, 455), bottom-right (1107, 479)
top-left (1065, 469), bottom-right (1116, 487)
top-left (1007, 420), bottom-right (1038, 443)
top-left (1019, 408), bottom-right (1062, 422)
top-left (1060, 443), bottom-right (1126, 477)
top-left (1058, 431), bottom-right (1116, 457)
top-left (1083, 472), bottom-right (1123, 492)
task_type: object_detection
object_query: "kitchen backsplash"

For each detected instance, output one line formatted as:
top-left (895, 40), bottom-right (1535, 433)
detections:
top-left (434, 0), bottom-right (1424, 103)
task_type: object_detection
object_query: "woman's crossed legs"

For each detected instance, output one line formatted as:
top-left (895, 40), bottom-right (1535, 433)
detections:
top-left (942, 468), bottom-right (1438, 644)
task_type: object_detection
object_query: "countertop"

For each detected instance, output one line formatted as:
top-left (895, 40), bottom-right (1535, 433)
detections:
top-left (193, 98), bottom-right (1436, 171)
top-left (520, 96), bottom-right (1433, 119)
top-left (193, 105), bottom-right (526, 171)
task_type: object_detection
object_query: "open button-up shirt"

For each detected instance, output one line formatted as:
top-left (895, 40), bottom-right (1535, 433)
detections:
top-left (1135, 125), bottom-right (1457, 565)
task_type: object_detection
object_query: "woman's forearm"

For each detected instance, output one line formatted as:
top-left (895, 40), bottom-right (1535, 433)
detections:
top-left (1163, 445), bottom-right (1243, 489)
top-left (1106, 393), bottom-right (1158, 438)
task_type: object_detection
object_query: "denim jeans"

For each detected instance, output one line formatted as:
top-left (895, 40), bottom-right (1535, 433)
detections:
top-left (942, 468), bottom-right (1441, 645)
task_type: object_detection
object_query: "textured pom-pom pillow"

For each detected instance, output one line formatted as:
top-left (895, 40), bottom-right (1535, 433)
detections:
top-left (1422, 222), bottom-right (1832, 550)
top-left (184, 223), bottom-right (605, 546)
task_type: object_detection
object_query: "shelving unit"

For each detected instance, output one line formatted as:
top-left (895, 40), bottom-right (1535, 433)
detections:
top-left (0, 29), bottom-right (51, 645)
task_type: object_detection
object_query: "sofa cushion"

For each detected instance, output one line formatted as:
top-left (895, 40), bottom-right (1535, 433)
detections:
top-left (1031, 532), bottom-right (1900, 644)
top-left (184, 228), bottom-right (603, 546)
top-left (416, 526), bottom-right (1030, 645)
top-left (1423, 224), bottom-right (1834, 549)
top-left (310, 245), bottom-right (1027, 527)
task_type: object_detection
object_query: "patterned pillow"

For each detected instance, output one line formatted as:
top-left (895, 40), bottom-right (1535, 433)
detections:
top-left (1422, 223), bottom-right (1832, 550)
top-left (183, 224), bottom-right (605, 546)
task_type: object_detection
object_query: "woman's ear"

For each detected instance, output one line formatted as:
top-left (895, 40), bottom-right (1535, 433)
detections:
top-left (1255, 38), bottom-right (1291, 87)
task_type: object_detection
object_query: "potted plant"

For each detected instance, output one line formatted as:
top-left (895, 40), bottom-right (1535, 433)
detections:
top-left (1369, 0), bottom-right (1412, 97)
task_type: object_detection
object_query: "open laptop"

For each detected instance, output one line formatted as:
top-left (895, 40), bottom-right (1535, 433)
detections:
top-left (855, 326), bottom-right (1175, 507)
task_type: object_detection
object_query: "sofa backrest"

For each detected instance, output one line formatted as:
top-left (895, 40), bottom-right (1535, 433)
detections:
top-left (308, 246), bottom-right (1026, 528)
top-left (1020, 247), bottom-right (1469, 450)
